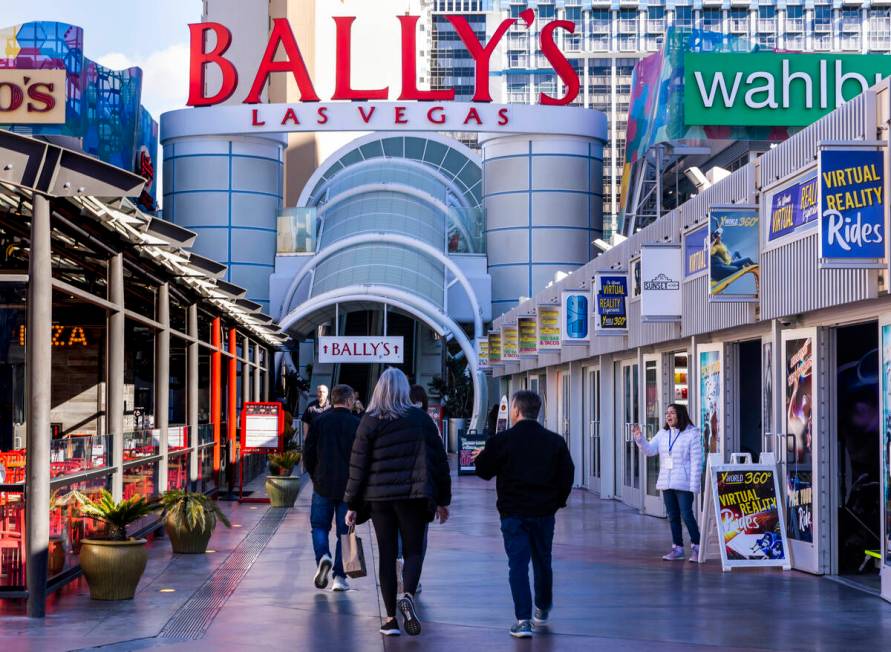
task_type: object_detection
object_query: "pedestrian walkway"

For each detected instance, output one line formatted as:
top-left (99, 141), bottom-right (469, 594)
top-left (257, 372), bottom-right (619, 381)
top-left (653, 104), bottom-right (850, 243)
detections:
top-left (2, 471), bottom-right (891, 651)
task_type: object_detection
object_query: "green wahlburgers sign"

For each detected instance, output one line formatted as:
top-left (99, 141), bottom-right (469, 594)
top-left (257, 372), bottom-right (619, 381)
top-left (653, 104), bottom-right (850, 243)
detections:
top-left (684, 52), bottom-right (891, 127)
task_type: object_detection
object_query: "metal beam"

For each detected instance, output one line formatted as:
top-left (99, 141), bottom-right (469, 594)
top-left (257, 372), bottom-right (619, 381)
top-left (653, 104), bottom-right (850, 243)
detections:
top-left (156, 283), bottom-right (170, 492)
top-left (188, 304), bottom-right (200, 484)
top-left (108, 253), bottom-right (125, 500)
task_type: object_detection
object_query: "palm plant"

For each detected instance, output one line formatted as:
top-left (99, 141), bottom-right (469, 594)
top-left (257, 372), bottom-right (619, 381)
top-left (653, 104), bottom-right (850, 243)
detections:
top-left (74, 489), bottom-right (160, 541)
top-left (160, 490), bottom-right (231, 532)
top-left (268, 450), bottom-right (301, 475)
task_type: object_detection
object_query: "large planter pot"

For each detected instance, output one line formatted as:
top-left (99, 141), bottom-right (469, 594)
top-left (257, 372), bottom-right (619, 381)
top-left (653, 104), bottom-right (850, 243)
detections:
top-left (265, 474), bottom-right (300, 507)
top-left (165, 518), bottom-right (213, 554)
top-left (79, 538), bottom-right (148, 600)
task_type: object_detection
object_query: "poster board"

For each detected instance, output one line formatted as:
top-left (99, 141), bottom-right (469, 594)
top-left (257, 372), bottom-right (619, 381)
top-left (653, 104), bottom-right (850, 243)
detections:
top-left (239, 402), bottom-right (285, 453)
top-left (560, 290), bottom-right (590, 345)
top-left (518, 316), bottom-right (538, 357)
top-left (502, 325), bottom-right (520, 361)
top-left (593, 272), bottom-right (628, 335)
top-left (706, 459), bottom-right (792, 571)
top-left (537, 305), bottom-right (561, 351)
top-left (708, 205), bottom-right (759, 302)
top-left (458, 429), bottom-right (489, 476)
top-left (640, 244), bottom-right (683, 322)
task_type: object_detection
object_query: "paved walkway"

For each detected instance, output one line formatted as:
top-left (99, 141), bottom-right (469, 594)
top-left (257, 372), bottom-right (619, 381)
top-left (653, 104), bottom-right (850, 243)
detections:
top-left (2, 470), bottom-right (891, 651)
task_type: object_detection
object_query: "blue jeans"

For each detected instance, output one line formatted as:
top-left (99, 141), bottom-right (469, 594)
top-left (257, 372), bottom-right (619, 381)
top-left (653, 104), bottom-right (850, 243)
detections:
top-left (500, 515), bottom-right (555, 621)
top-left (663, 489), bottom-right (700, 547)
top-left (310, 493), bottom-right (349, 578)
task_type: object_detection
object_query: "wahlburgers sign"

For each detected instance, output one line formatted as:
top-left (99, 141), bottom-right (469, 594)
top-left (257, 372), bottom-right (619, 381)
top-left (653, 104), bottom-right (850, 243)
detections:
top-left (684, 52), bottom-right (891, 127)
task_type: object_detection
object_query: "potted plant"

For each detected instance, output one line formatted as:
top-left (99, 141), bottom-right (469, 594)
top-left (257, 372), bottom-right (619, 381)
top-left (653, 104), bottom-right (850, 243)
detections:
top-left (74, 490), bottom-right (160, 600)
top-left (429, 353), bottom-right (474, 453)
top-left (160, 489), bottom-right (231, 554)
top-left (265, 451), bottom-right (301, 507)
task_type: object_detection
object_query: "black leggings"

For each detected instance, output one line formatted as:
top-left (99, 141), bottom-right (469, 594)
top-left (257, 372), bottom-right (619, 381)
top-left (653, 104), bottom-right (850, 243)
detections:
top-left (370, 499), bottom-right (429, 618)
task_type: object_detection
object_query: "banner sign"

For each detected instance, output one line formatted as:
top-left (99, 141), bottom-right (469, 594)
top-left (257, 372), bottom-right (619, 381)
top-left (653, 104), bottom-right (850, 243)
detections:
top-left (518, 316), bottom-right (537, 356)
top-left (240, 402), bottom-right (285, 453)
top-left (699, 347), bottom-right (723, 456)
top-left (818, 147), bottom-right (885, 268)
top-left (708, 206), bottom-right (760, 302)
top-left (478, 338), bottom-right (489, 370)
top-left (766, 170), bottom-right (818, 242)
top-left (487, 331), bottom-right (502, 364)
top-left (710, 464), bottom-right (791, 569)
top-left (0, 69), bottom-right (67, 124)
top-left (684, 226), bottom-right (708, 277)
top-left (502, 325), bottom-right (520, 361)
top-left (640, 244), bottom-right (683, 322)
top-left (785, 337), bottom-right (814, 543)
top-left (593, 272), bottom-right (628, 335)
top-left (318, 336), bottom-right (403, 363)
top-left (537, 305), bottom-right (561, 351)
top-left (560, 290), bottom-right (589, 345)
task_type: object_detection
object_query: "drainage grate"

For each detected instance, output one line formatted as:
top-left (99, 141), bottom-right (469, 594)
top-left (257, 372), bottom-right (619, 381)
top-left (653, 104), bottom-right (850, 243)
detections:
top-left (158, 507), bottom-right (288, 640)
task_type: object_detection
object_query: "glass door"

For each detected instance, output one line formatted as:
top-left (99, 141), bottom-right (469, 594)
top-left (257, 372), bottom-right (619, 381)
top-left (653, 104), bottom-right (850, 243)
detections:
top-left (585, 366), bottom-right (601, 493)
top-left (643, 355), bottom-right (664, 515)
top-left (782, 328), bottom-right (821, 574)
top-left (620, 361), bottom-right (641, 508)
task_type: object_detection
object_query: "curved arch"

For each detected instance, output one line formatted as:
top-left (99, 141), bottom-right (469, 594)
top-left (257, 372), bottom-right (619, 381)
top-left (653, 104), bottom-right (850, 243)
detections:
top-left (297, 132), bottom-right (482, 208)
top-left (279, 284), bottom-right (485, 431)
top-left (279, 232), bottom-right (484, 341)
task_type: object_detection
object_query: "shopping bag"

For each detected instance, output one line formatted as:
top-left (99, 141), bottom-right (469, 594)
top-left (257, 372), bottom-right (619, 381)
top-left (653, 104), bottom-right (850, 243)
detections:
top-left (341, 525), bottom-right (367, 579)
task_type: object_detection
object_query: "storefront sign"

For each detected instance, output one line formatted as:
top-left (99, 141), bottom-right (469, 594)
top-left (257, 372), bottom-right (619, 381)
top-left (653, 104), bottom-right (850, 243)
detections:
top-left (818, 147), bottom-right (885, 268)
top-left (0, 68), bottom-right (66, 124)
top-left (593, 272), bottom-right (628, 335)
top-left (487, 330), bottom-right (502, 364)
top-left (708, 206), bottom-right (759, 302)
top-left (19, 324), bottom-right (91, 347)
top-left (502, 325), bottom-right (519, 361)
top-left (709, 464), bottom-right (791, 569)
top-left (560, 290), bottom-right (589, 345)
top-left (537, 305), bottom-right (561, 351)
top-left (699, 347), bottom-right (723, 456)
top-left (640, 244), bottom-right (683, 322)
top-left (240, 402), bottom-right (285, 453)
top-left (684, 226), bottom-right (708, 277)
top-left (785, 337), bottom-right (814, 543)
top-left (478, 338), bottom-right (489, 369)
top-left (684, 52), bottom-right (891, 127)
top-left (318, 336), bottom-right (403, 363)
top-left (188, 13), bottom-right (579, 107)
top-left (518, 316), bottom-right (537, 357)
top-left (766, 170), bottom-right (818, 242)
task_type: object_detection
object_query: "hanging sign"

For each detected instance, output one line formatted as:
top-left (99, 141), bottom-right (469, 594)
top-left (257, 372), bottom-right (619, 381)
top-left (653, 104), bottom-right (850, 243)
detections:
top-left (518, 316), bottom-right (537, 357)
top-left (593, 272), bottom-right (628, 335)
top-left (708, 205), bottom-right (760, 302)
top-left (478, 338), bottom-right (489, 370)
top-left (640, 244), bottom-right (683, 322)
top-left (487, 330), bottom-right (502, 364)
top-left (318, 336), bottom-right (404, 363)
top-left (537, 305), bottom-right (561, 351)
top-left (766, 170), bottom-right (818, 242)
top-left (684, 225), bottom-right (708, 277)
top-left (561, 290), bottom-right (589, 345)
top-left (502, 325), bottom-right (520, 361)
top-left (818, 146), bottom-right (886, 268)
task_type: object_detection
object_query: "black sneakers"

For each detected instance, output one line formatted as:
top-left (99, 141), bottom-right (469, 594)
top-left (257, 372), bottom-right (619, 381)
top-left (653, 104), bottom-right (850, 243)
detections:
top-left (397, 594), bottom-right (422, 636)
top-left (379, 619), bottom-right (401, 636)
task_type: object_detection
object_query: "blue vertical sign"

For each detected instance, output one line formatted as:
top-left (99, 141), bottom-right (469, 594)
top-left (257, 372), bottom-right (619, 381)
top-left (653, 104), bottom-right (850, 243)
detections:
top-left (561, 291), bottom-right (589, 344)
top-left (818, 148), bottom-right (886, 268)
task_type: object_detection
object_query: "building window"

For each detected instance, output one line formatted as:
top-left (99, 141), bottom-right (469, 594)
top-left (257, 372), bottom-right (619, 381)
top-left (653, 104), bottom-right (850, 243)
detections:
top-left (758, 5), bottom-right (776, 33)
top-left (729, 8), bottom-right (748, 35)
top-left (619, 9), bottom-right (638, 35)
top-left (591, 9), bottom-right (611, 33)
top-left (674, 6), bottom-right (693, 30)
top-left (702, 9), bottom-right (722, 33)
top-left (841, 8), bottom-right (861, 33)
top-left (538, 3), bottom-right (555, 19)
top-left (869, 8), bottom-right (891, 51)
top-left (590, 35), bottom-right (610, 52)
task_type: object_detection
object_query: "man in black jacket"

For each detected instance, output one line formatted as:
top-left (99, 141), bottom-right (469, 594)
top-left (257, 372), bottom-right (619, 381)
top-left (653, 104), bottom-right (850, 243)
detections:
top-left (473, 390), bottom-right (574, 639)
top-left (304, 384), bottom-right (359, 592)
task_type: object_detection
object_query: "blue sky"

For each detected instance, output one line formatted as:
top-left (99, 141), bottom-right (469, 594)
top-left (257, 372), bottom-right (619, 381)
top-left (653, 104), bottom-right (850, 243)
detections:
top-left (4, 1), bottom-right (202, 119)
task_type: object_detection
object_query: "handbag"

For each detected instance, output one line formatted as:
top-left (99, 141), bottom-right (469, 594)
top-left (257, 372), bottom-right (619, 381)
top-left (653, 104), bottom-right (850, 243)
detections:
top-left (341, 524), bottom-right (367, 579)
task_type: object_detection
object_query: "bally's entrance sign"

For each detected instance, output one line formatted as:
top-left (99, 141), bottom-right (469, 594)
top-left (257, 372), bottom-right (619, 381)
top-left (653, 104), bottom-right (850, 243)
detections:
top-left (318, 336), bottom-right (404, 364)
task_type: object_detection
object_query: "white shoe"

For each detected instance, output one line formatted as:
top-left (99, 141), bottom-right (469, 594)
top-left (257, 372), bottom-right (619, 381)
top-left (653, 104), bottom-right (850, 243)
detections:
top-left (689, 544), bottom-right (700, 563)
top-left (332, 576), bottom-right (350, 591)
top-left (662, 545), bottom-right (685, 561)
top-left (314, 554), bottom-right (332, 589)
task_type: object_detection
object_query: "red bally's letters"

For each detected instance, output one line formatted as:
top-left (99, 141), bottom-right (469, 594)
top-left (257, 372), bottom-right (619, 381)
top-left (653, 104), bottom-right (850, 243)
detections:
top-left (323, 340), bottom-right (400, 358)
top-left (188, 9), bottom-right (580, 108)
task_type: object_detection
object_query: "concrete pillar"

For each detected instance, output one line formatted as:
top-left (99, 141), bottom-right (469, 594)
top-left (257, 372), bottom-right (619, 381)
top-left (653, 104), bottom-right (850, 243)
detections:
top-left (156, 283), bottom-right (170, 492)
top-left (108, 253), bottom-right (125, 501)
top-left (25, 194), bottom-right (51, 618)
top-left (253, 342), bottom-right (261, 402)
top-left (188, 304), bottom-right (200, 484)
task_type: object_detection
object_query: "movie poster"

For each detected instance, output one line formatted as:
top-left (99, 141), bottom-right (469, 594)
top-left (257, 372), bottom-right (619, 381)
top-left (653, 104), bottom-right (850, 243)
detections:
top-left (699, 349), bottom-right (722, 455)
top-left (785, 337), bottom-right (814, 543)
top-left (881, 325), bottom-right (891, 566)
top-left (709, 207), bottom-right (759, 302)
top-left (714, 467), bottom-right (788, 564)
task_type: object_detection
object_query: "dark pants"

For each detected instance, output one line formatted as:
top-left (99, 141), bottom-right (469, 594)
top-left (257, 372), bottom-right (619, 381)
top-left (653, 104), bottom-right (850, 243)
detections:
top-left (500, 515), bottom-right (555, 621)
top-left (663, 489), bottom-right (700, 547)
top-left (310, 493), bottom-right (349, 578)
top-left (371, 499), bottom-right (429, 618)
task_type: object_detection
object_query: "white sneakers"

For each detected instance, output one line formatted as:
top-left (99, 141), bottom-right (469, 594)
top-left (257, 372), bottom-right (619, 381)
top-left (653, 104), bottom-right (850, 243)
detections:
top-left (689, 544), bottom-right (700, 563)
top-left (332, 576), bottom-right (350, 592)
top-left (314, 554), bottom-right (333, 588)
top-left (662, 545), bottom-right (685, 561)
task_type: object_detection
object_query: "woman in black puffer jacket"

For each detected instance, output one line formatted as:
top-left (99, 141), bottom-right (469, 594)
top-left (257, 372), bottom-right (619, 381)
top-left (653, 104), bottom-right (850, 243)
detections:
top-left (344, 368), bottom-right (451, 637)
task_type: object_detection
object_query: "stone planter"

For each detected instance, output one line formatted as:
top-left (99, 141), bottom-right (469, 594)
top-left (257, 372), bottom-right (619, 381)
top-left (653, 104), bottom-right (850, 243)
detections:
top-left (79, 538), bottom-right (148, 600)
top-left (265, 474), bottom-right (300, 507)
top-left (165, 518), bottom-right (213, 554)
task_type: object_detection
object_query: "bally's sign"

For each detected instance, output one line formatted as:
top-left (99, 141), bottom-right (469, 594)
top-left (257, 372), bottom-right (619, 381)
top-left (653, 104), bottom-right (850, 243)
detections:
top-left (318, 336), bottom-right (404, 363)
top-left (0, 69), bottom-right (66, 124)
top-left (684, 53), bottom-right (891, 127)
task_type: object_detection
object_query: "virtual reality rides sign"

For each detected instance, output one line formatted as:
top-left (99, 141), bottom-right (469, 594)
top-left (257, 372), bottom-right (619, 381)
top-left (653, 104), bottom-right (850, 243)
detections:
top-left (187, 10), bottom-right (581, 112)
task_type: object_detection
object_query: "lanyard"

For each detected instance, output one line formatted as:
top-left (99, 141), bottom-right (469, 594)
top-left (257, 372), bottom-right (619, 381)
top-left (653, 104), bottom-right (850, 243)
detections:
top-left (668, 428), bottom-right (681, 453)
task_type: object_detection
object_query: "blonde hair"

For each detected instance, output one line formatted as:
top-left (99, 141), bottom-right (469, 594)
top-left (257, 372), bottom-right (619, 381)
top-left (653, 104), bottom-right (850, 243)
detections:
top-left (366, 368), bottom-right (414, 420)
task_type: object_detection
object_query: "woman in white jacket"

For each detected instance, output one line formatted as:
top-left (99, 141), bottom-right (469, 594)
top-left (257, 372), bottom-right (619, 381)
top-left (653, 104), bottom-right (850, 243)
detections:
top-left (633, 403), bottom-right (703, 562)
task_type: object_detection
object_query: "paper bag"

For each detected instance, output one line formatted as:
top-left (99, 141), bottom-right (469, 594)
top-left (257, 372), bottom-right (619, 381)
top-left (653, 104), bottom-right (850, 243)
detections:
top-left (341, 525), bottom-right (367, 579)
